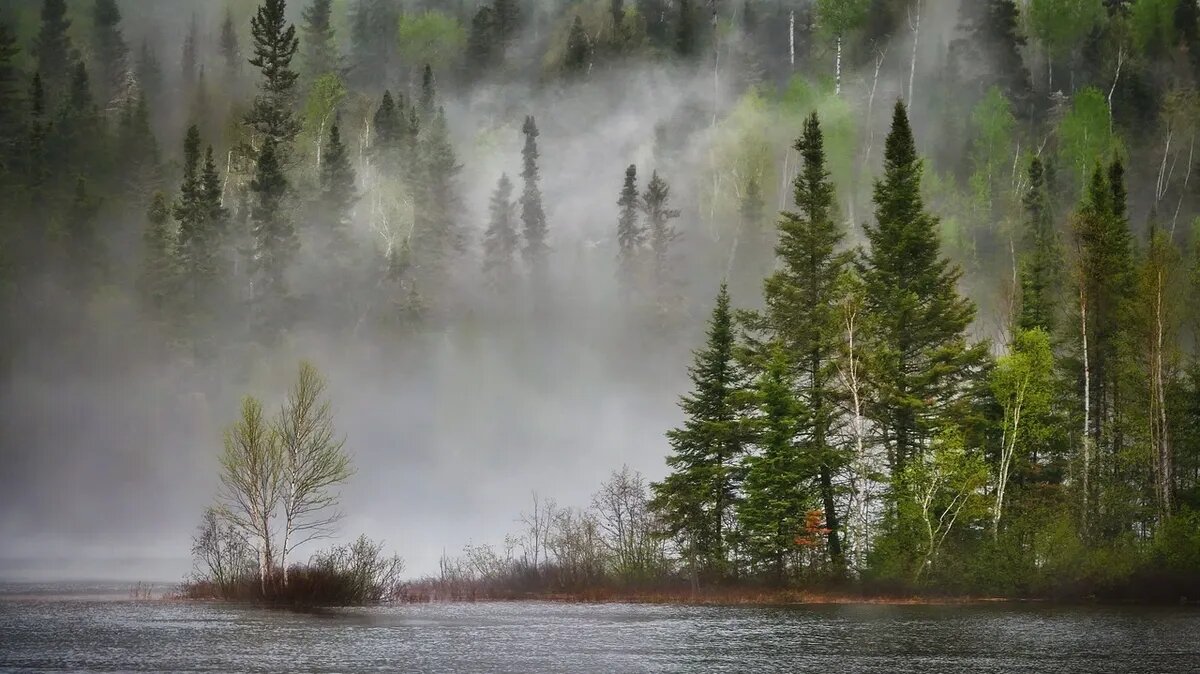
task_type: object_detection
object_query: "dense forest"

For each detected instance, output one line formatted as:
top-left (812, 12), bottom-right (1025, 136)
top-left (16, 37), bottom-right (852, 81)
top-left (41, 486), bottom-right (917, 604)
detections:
top-left (1, 0), bottom-right (1199, 598)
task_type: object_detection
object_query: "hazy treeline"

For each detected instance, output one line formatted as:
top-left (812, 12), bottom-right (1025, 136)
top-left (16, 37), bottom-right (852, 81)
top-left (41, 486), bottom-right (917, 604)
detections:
top-left (2, 0), bottom-right (1200, 594)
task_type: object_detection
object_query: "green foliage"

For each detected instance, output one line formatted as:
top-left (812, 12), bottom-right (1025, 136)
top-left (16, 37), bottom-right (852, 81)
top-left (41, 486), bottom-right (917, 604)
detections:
top-left (651, 284), bottom-right (748, 580)
top-left (483, 173), bottom-right (518, 293)
top-left (1130, 0), bottom-right (1178, 56)
top-left (968, 87), bottom-right (1016, 212)
top-left (1028, 0), bottom-right (1106, 57)
top-left (1058, 87), bottom-right (1120, 195)
top-left (397, 11), bottom-right (466, 74)
top-left (860, 102), bottom-right (985, 475)
top-left (247, 0), bottom-right (301, 146)
top-left (301, 0), bottom-right (338, 83)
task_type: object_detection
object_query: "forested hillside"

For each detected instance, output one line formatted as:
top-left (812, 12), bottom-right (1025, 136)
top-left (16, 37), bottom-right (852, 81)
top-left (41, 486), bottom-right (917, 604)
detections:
top-left (1, 0), bottom-right (1199, 596)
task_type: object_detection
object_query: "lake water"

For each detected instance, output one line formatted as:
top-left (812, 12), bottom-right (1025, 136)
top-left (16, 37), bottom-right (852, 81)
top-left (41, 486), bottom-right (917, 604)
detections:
top-left (1, 584), bottom-right (1198, 673)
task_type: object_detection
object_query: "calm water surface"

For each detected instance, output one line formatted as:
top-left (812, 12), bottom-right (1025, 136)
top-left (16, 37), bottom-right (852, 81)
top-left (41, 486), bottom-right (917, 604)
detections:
top-left (1, 584), bottom-right (1197, 673)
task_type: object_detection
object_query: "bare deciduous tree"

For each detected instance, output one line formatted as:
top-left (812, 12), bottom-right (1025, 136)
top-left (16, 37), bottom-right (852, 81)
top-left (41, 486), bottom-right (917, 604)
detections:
top-left (276, 361), bottom-right (354, 585)
top-left (218, 396), bottom-right (283, 592)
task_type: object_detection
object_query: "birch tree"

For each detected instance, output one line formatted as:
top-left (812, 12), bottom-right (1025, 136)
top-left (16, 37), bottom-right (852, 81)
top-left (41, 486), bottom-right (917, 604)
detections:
top-left (989, 328), bottom-right (1055, 536)
top-left (218, 396), bottom-right (283, 592)
top-left (275, 361), bottom-right (354, 586)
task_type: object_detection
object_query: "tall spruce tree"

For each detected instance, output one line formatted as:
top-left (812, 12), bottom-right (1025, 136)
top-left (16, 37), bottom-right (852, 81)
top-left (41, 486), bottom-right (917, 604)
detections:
top-left (483, 173), bottom-right (519, 294)
top-left (520, 116), bottom-right (549, 287)
top-left (466, 6), bottom-right (497, 79)
top-left (219, 9), bottom-right (241, 88)
top-left (616, 164), bottom-right (643, 299)
top-left (641, 170), bottom-right (680, 302)
top-left (859, 101), bottom-right (984, 476)
top-left (565, 16), bottom-right (590, 77)
top-left (650, 283), bottom-right (747, 582)
top-left (0, 21), bottom-right (21, 163)
top-left (34, 0), bottom-right (72, 96)
top-left (91, 0), bottom-right (128, 107)
top-left (139, 191), bottom-right (175, 319)
top-left (174, 126), bottom-right (226, 323)
top-left (737, 344), bottom-right (811, 581)
top-left (1018, 156), bottom-right (1061, 333)
top-left (247, 0), bottom-right (301, 148)
top-left (412, 106), bottom-right (463, 296)
top-left (248, 136), bottom-right (297, 330)
top-left (419, 64), bottom-right (436, 119)
top-left (951, 0), bottom-right (1033, 116)
top-left (747, 112), bottom-right (851, 571)
top-left (180, 14), bottom-right (197, 97)
top-left (136, 39), bottom-right (163, 109)
top-left (301, 0), bottom-right (338, 85)
top-left (318, 122), bottom-right (356, 258)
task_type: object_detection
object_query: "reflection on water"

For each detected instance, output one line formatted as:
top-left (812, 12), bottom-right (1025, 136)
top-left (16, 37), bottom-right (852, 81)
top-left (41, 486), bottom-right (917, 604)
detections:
top-left (0, 585), bottom-right (1197, 673)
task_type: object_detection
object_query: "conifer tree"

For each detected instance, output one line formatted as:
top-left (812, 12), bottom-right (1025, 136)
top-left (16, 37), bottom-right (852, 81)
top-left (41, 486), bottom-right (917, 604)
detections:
top-left (174, 126), bottom-right (226, 321)
top-left (249, 136), bottom-right (297, 330)
top-left (0, 21), bottom-right (21, 161)
top-left (859, 101), bottom-right (984, 476)
top-left (492, 0), bottom-right (521, 55)
top-left (34, 0), bottom-right (72, 96)
top-left (565, 16), bottom-right (591, 77)
top-left (419, 64), bottom-right (436, 119)
top-left (139, 191), bottom-right (175, 319)
top-left (136, 40), bottom-right (163, 109)
top-left (91, 0), bottom-right (128, 107)
top-left (520, 116), bottom-right (548, 287)
top-left (317, 121), bottom-right (356, 261)
top-left (641, 170), bottom-right (680, 301)
top-left (675, 0), bottom-right (696, 57)
top-left (737, 345), bottom-right (811, 581)
top-left (301, 0), bottom-right (338, 85)
top-left (616, 164), bottom-right (643, 299)
top-left (1018, 157), bottom-right (1061, 333)
top-left (247, 0), bottom-right (301, 148)
top-left (24, 73), bottom-right (49, 218)
top-left (371, 91), bottom-right (402, 174)
top-left (412, 106), bottom-right (463, 296)
top-left (483, 173), bottom-right (519, 294)
top-left (952, 0), bottom-right (1033, 116)
top-left (180, 14), bottom-right (198, 97)
top-left (466, 6), bottom-right (497, 78)
top-left (650, 283), bottom-right (747, 582)
top-left (116, 93), bottom-right (160, 203)
top-left (219, 9), bottom-right (241, 87)
top-left (747, 112), bottom-right (851, 570)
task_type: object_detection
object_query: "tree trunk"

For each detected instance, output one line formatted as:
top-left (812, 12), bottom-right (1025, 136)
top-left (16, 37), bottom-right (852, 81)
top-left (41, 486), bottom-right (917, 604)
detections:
top-left (908, 0), bottom-right (920, 104)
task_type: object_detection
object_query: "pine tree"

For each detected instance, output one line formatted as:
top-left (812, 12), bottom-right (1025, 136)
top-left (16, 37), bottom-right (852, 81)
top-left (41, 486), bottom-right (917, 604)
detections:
top-left (951, 0), bottom-right (1033, 116)
top-left (1018, 156), bottom-right (1061, 333)
top-left (483, 173), bottom-right (519, 294)
top-left (174, 126), bottom-right (226, 321)
top-left (139, 191), bottom-right (176, 319)
top-left (492, 0), bottom-right (521, 54)
top-left (34, 0), bottom-right (72, 96)
top-left (371, 90), bottom-right (402, 174)
top-left (520, 116), bottom-right (549, 289)
top-left (249, 136), bottom-right (297, 329)
top-left (651, 284), bottom-right (748, 582)
top-left (91, 0), bottom-right (128, 107)
top-left (412, 106), bottom-right (463, 294)
top-left (466, 6), bottom-right (496, 79)
top-left (737, 344), bottom-right (812, 581)
top-left (0, 21), bottom-right (21, 161)
top-left (419, 64), bottom-right (436, 119)
top-left (116, 93), bottom-right (160, 203)
top-left (616, 164), bottom-right (643, 299)
top-left (301, 0), bottom-right (338, 85)
top-left (317, 121), bottom-right (356, 260)
top-left (641, 170), bottom-right (680, 301)
top-left (676, 0), bottom-right (696, 57)
top-left (247, 0), bottom-right (301, 148)
top-left (748, 112), bottom-right (852, 571)
top-left (180, 14), bottom-right (198, 97)
top-left (565, 16), bottom-right (590, 77)
top-left (136, 40), bottom-right (163, 109)
top-left (859, 101), bottom-right (984, 476)
top-left (220, 9), bottom-right (241, 87)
